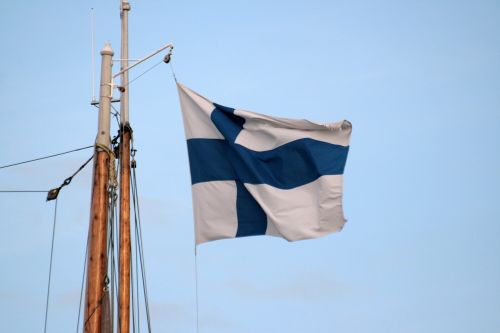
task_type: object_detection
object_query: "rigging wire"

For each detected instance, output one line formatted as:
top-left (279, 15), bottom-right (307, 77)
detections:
top-left (113, 148), bottom-right (122, 332)
top-left (82, 149), bottom-right (117, 330)
top-left (134, 212), bottom-right (140, 333)
top-left (125, 59), bottom-right (164, 88)
top-left (107, 175), bottom-right (119, 332)
top-left (129, 143), bottom-right (138, 333)
top-left (131, 234), bottom-right (137, 333)
top-left (76, 233), bottom-right (89, 333)
top-left (47, 155), bottom-right (94, 201)
top-left (77, 147), bottom-right (118, 331)
top-left (83, 292), bottom-right (107, 329)
top-left (0, 190), bottom-right (48, 193)
top-left (44, 198), bottom-right (58, 333)
top-left (110, 104), bottom-right (121, 128)
top-left (130, 159), bottom-right (140, 333)
top-left (130, 140), bottom-right (153, 333)
top-left (131, 144), bottom-right (142, 332)
top-left (111, 152), bottom-right (121, 333)
top-left (111, 191), bottom-right (120, 332)
top-left (0, 145), bottom-right (93, 170)
top-left (130, 228), bottom-right (140, 332)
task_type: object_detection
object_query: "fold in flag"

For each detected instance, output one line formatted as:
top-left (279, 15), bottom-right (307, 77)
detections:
top-left (178, 83), bottom-right (352, 245)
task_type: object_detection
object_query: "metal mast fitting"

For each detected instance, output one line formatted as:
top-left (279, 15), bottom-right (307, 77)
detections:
top-left (120, 0), bottom-right (131, 124)
top-left (113, 43), bottom-right (174, 79)
top-left (96, 43), bottom-right (114, 148)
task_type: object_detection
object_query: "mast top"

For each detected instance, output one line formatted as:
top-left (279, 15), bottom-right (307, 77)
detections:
top-left (120, 0), bottom-right (130, 124)
top-left (121, 0), bottom-right (131, 12)
top-left (96, 43), bottom-right (114, 148)
top-left (101, 43), bottom-right (114, 56)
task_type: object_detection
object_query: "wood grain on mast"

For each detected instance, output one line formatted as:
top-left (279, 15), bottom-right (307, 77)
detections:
top-left (119, 1), bottom-right (132, 332)
top-left (84, 43), bottom-right (113, 333)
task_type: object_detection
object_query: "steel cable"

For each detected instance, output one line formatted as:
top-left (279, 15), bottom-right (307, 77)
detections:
top-left (0, 146), bottom-right (93, 170)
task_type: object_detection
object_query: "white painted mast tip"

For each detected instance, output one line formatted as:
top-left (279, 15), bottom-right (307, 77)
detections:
top-left (101, 43), bottom-right (114, 56)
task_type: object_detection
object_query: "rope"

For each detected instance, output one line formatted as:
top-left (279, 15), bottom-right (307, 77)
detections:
top-left (195, 251), bottom-right (200, 333)
top-left (193, 159), bottom-right (200, 333)
top-left (169, 60), bottom-right (178, 83)
top-left (0, 145), bottom-right (93, 169)
top-left (44, 198), bottom-right (58, 333)
top-left (108, 150), bottom-right (118, 190)
top-left (95, 143), bottom-right (113, 155)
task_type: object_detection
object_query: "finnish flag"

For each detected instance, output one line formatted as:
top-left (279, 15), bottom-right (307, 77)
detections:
top-left (178, 83), bottom-right (352, 245)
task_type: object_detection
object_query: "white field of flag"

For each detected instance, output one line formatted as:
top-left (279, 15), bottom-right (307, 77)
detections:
top-left (178, 83), bottom-right (352, 245)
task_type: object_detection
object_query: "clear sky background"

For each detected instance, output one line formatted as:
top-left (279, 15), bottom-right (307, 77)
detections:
top-left (1, 0), bottom-right (499, 332)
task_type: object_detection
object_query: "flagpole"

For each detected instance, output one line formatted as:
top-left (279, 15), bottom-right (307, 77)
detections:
top-left (84, 43), bottom-right (113, 333)
top-left (118, 1), bottom-right (132, 332)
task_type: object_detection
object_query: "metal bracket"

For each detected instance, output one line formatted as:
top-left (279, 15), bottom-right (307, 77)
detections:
top-left (113, 43), bottom-right (173, 79)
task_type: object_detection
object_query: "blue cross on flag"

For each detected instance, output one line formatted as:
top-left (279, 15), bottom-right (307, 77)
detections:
top-left (177, 83), bottom-right (352, 245)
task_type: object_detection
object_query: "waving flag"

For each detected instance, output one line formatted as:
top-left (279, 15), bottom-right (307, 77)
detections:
top-left (178, 83), bottom-right (352, 245)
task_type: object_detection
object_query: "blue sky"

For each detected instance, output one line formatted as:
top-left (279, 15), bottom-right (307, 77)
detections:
top-left (1, 0), bottom-right (499, 332)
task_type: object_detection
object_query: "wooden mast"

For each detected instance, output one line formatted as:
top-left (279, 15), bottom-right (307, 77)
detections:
top-left (82, 3), bottom-right (171, 331)
top-left (119, 1), bottom-right (132, 332)
top-left (84, 43), bottom-right (114, 333)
